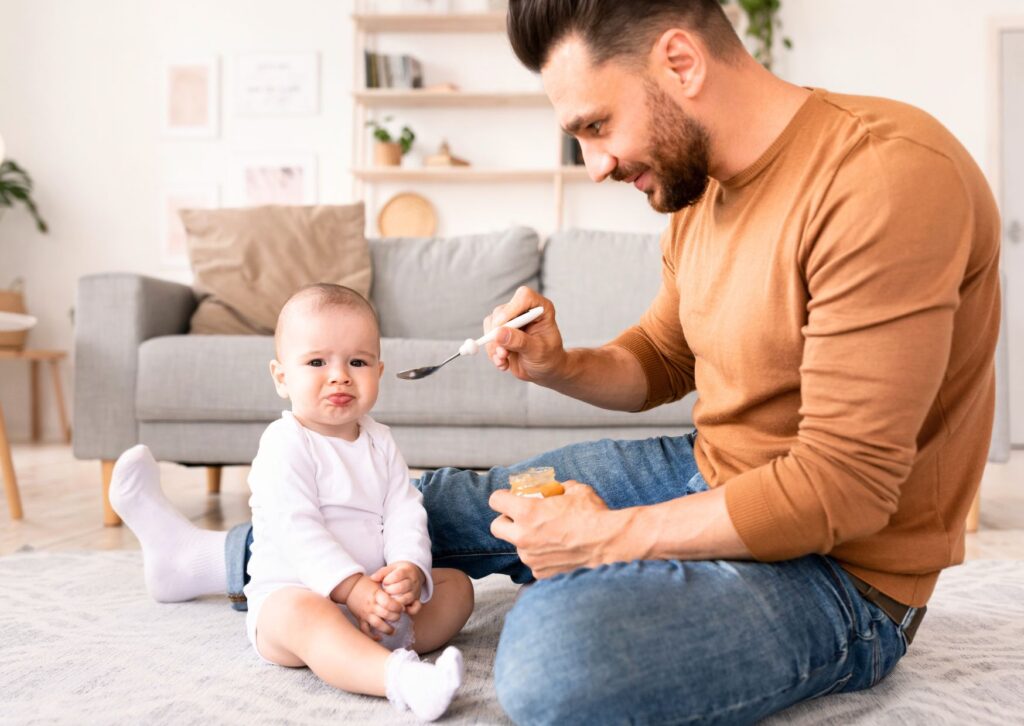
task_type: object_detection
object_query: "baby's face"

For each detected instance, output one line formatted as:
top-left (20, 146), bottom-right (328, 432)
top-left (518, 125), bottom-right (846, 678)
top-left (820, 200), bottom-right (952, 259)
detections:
top-left (270, 304), bottom-right (383, 441)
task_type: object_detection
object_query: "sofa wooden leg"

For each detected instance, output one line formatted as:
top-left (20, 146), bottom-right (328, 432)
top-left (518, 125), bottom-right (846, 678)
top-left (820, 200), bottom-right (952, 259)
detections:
top-left (965, 489), bottom-right (981, 533)
top-left (207, 466), bottom-right (222, 495)
top-left (101, 460), bottom-right (121, 527)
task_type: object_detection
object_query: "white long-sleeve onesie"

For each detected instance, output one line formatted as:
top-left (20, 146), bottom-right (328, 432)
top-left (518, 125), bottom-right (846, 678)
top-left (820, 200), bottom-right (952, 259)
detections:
top-left (244, 411), bottom-right (433, 654)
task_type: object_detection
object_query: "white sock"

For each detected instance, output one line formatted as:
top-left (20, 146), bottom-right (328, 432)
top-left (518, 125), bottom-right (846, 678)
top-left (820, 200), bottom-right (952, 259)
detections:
top-left (385, 647), bottom-right (464, 722)
top-left (109, 445), bottom-right (227, 602)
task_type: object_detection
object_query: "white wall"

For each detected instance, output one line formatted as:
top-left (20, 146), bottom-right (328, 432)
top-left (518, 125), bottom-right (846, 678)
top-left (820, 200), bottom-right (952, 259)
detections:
top-left (0, 0), bottom-right (1019, 441)
top-left (778, 0), bottom-right (1024, 184)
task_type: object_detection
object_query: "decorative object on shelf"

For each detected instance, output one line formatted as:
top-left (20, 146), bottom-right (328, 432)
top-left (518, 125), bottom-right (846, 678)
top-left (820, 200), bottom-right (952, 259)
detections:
top-left (367, 116), bottom-right (416, 166)
top-left (423, 82), bottom-right (460, 93)
top-left (0, 158), bottom-right (48, 233)
top-left (719, 0), bottom-right (792, 71)
top-left (0, 279), bottom-right (33, 351)
top-left (424, 140), bottom-right (470, 168)
top-left (161, 56), bottom-right (220, 137)
top-left (160, 184), bottom-right (220, 268)
top-left (364, 51), bottom-right (423, 89)
top-left (231, 154), bottom-right (318, 206)
top-left (234, 52), bottom-right (319, 116)
top-left (377, 192), bottom-right (437, 237)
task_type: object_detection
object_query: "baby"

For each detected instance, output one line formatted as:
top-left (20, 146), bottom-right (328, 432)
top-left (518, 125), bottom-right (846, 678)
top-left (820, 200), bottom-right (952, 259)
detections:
top-left (245, 283), bottom-right (474, 720)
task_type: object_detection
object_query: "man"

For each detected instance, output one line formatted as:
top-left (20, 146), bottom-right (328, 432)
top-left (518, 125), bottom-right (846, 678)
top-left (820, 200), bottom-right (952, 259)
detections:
top-left (111, 1), bottom-right (1000, 722)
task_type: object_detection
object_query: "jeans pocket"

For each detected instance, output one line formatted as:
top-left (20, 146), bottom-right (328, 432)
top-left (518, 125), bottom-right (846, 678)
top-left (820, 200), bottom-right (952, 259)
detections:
top-left (866, 605), bottom-right (907, 687)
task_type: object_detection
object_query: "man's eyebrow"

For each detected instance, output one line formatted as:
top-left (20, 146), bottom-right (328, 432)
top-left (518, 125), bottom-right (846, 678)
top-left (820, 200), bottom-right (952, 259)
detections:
top-left (562, 112), bottom-right (602, 135)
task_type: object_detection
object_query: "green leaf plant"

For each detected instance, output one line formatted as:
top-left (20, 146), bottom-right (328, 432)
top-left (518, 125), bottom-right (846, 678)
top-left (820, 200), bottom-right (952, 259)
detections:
top-left (0, 159), bottom-right (48, 233)
top-left (365, 116), bottom-right (416, 155)
top-left (720, 0), bottom-right (793, 71)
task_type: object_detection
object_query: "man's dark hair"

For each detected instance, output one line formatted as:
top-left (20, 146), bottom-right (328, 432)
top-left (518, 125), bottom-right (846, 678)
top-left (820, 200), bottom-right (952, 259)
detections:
top-left (507, 0), bottom-right (744, 73)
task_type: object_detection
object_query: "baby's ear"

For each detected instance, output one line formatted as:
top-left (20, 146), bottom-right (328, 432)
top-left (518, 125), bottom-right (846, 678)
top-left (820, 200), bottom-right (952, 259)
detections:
top-left (269, 360), bottom-right (290, 400)
top-left (378, 360), bottom-right (385, 379)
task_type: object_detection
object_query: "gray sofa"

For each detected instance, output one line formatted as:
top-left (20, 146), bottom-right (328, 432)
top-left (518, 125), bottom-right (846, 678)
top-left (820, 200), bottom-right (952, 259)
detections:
top-left (74, 228), bottom-right (696, 516)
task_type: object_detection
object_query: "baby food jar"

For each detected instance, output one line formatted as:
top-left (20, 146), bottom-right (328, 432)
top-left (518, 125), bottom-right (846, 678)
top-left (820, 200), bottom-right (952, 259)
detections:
top-left (509, 467), bottom-right (565, 498)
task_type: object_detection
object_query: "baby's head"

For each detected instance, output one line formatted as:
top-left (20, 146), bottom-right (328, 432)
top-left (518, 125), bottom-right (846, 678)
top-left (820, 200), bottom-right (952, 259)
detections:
top-left (270, 284), bottom-right (383, 441)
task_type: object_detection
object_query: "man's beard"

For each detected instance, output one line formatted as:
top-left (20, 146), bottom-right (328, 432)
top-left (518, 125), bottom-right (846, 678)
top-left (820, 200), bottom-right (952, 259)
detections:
top-left (613, 81), bottom-right (712, 213)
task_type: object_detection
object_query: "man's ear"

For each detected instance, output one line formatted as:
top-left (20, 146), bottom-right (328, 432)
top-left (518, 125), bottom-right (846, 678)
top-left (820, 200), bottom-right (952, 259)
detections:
top-left (653, 28), bottom-right (706, 99)
top-left (269, 359), bottom-right (290, 400)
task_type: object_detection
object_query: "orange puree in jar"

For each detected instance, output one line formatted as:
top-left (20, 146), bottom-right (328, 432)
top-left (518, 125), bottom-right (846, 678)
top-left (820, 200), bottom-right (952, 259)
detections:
top-left (509, 467), bottom-right (565, 498)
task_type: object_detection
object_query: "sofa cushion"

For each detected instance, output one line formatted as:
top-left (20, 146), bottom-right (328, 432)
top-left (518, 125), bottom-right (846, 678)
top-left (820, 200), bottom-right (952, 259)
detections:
top-left (136, 335), bottom-right (529, 427)
top-left (541, 228), bottom-right (663, 343)
top-left (183, 203), bottom-right (370, 335)
top-left (137, 335), bottom-right (281, 422)
top-left (373, 339), bottom-right (528, 426)
top-left (369, 227), bottom-right (540, 340)
top-left (526, 340), bottom-right (696, 426)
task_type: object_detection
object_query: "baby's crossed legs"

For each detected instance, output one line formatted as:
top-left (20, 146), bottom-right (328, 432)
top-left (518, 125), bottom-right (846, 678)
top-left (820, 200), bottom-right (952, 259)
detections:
top-left (256, 568), bottom-right (473, 719)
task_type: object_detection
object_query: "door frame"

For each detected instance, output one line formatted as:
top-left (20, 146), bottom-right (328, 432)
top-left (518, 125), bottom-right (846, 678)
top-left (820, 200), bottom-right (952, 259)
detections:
top-left (988, 17), bottom-right (1024, 448)
top-left (988, 17), bottom-right (1024, 211)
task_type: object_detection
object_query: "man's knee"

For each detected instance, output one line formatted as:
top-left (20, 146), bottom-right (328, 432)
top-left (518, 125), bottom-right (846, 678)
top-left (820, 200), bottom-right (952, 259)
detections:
top-left (493, 583), bottom-right (610, 725)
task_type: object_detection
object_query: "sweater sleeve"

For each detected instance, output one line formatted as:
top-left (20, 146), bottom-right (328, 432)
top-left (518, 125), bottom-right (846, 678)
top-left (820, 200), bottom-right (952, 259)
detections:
top-left (724, 137), bottom-right (974, 559)
top-left (609, 222), bottom-right (698, 411)
top-left (250, 423), bottom-right (365, 597)
top-left (379, 431), bottom-right (434, 602)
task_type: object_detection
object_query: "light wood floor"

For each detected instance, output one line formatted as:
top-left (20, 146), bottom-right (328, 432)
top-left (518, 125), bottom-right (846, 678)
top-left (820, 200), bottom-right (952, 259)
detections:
top-left (2, 443), bottom-right (1023, 560)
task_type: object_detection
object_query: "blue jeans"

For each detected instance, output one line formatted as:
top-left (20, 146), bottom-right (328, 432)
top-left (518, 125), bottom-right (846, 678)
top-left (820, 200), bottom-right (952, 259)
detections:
top-left (226, 433), bottom-right (913, 724)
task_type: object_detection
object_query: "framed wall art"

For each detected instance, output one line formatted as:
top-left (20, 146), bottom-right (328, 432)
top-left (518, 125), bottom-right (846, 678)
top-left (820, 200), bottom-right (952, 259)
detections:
top-left (159, 183), bottom-right (220, 267)
top-left (161, 56), bottom-right (220, 137)
top-left (230, 153), bottom-right (318, 206)
top-left (234, 52), bottom-right (319, 116)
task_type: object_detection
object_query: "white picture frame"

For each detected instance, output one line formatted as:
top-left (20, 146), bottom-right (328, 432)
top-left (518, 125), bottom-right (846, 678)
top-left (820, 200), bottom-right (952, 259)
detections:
top-left (159, 184), bottom-right (220, 268)
top-left (234, 52), bottom-right (320, 116)
top-left (161, 56), bottom-right (220, 137)
top-left (230, 153), bottom-right (318, 207)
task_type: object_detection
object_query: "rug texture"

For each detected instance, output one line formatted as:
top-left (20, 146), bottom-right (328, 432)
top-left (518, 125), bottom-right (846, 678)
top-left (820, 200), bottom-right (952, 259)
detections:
top-left (1, 552), bottom-right (1022, 725)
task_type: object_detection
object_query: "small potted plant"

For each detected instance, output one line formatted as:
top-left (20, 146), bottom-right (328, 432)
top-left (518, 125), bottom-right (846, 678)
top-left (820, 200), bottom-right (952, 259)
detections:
top-left (0, 159), bottom-right (48, 233)
top-left (0, 156), bottom-right (48, 350)
top-left (366, 116), bottom-right (415, 167)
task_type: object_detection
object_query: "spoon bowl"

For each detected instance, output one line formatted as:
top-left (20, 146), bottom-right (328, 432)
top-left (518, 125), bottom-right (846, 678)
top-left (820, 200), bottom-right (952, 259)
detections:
top-left (396, 352), bottom-right (460, 380)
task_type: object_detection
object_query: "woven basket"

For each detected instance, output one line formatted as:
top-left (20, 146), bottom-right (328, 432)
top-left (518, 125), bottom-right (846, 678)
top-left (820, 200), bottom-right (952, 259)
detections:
top-left (0, 284), bottom-right (29, 350)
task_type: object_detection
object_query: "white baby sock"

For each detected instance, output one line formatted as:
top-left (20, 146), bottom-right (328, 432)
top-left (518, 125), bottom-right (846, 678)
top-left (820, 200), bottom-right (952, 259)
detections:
top-left (386, 647), bottom-right (464, 722)
top-left (109, 444), bottom-right (227, 602)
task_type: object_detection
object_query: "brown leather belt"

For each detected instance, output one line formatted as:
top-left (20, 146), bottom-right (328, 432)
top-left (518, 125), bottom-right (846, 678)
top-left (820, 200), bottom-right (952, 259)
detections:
top-left (846, 573), bottom-right (926, 646)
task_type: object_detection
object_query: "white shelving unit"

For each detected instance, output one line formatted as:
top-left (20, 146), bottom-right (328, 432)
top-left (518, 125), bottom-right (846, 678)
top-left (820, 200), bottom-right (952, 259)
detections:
top-left (350, 9), bottom-right (589, 232)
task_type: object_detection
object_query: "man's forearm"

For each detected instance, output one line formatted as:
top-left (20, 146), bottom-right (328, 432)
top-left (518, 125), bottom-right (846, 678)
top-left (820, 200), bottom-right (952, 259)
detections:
top-left (542, 345), bottom-right (648, 412)
top-left (611, 486), bottom-right (752, 562)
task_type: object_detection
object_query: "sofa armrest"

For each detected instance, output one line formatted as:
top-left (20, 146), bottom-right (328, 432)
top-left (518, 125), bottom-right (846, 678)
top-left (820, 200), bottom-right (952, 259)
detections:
top-left (73, 273), bottom-right (197, 460)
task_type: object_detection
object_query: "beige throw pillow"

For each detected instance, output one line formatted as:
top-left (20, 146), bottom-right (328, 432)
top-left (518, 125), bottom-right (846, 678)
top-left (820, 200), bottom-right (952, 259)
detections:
top-left (181, 203), bottom-right (370, 335)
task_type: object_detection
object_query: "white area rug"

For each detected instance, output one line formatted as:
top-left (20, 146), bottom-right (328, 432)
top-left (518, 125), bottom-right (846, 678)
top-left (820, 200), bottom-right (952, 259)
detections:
top-left (1, 552), bottom-right (1022, 725)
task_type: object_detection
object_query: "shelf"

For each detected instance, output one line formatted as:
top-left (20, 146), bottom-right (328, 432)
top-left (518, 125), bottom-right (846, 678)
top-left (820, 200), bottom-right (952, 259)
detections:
top-left (561, 165), bottom-right (591, 180)
top-left (352, 12), bottom-right (506, 33)
top-left (353, 166), bottom-right (591, 183)
top-left (354, 90), bottom-right (549, 108)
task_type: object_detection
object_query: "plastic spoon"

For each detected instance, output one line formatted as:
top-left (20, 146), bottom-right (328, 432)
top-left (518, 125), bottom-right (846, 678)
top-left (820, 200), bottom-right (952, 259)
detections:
top-left (396, 306), bottom-right (545, 380)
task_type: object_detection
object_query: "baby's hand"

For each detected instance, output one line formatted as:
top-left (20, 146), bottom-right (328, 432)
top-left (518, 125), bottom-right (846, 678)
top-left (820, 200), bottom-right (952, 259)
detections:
top-left (371, 562), bottom-right (426, 615)
top-left (345, 573), bottom-right (403, 639)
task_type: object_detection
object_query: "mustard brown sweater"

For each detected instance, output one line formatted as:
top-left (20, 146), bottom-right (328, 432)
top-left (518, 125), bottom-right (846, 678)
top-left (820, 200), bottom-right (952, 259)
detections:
top-left (612, 89), bottom-right (1001, 607)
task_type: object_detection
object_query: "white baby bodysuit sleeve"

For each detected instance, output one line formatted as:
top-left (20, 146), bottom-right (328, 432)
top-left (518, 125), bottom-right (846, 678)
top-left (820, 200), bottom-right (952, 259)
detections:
top-left (251, 422), bottom-right (365, 598)
top-left (378, 430), bottom-right (434, 602)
